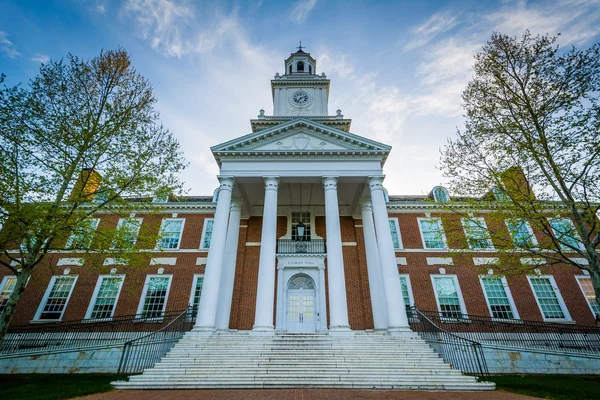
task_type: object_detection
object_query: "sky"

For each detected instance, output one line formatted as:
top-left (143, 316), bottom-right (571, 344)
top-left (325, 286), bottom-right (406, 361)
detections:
top-left (1, 0), bottom-right (600, 197)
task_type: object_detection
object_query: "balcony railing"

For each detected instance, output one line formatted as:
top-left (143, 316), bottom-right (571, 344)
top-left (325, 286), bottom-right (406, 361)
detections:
top-left (277, 240), bottom-right (326, 254)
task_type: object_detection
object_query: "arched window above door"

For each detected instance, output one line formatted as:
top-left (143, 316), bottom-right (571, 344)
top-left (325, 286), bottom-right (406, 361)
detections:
top-left (287, 274), bottom-right (315, 289)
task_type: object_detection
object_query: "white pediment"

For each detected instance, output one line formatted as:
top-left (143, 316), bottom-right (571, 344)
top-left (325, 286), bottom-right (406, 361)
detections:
top-left (248, 130), bottom-right (355, 152)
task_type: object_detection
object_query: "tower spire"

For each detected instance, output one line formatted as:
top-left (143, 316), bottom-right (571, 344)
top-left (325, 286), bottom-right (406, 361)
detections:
top-left (297, 41), bottom-right (305, 52)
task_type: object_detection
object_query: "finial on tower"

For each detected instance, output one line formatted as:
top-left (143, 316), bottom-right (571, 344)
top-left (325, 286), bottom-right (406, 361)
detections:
top-left (297, 41), bottom-right (305, 52)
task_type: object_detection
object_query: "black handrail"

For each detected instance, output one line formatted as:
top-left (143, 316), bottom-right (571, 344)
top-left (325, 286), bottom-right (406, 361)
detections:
top-left (1, 309), bottom-right (193, 355)
top-left (277, 239), bottom-right (326, 254)
top-left (411, 310), bottom-right (600, 355)
top-left (410, 307), bottom-right (488, 380)
top-left (118, 306), bottom-right (196, 374)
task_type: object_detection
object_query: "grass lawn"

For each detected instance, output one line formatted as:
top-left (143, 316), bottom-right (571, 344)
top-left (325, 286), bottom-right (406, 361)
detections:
top-left (0, 374), bottom-right (122, 400)
top-left (489, 374), bottom-right (600, 400)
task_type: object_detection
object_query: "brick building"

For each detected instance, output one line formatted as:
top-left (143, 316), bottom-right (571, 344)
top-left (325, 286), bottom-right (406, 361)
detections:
top-left (1, 48), bottom-right (598, 339)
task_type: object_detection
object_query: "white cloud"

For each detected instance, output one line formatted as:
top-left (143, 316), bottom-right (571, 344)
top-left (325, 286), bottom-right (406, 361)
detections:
top-left (404, 11), bottom-right (460, 50)
top-left (31, 53), bottom-right (50, 64)
top-left (290, 0), bottom-right (317, 24)
top-left (0, 31), bottom-right (19, 58)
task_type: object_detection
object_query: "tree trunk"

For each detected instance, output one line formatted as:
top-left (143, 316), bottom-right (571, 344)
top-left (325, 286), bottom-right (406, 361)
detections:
top-left (0, 267), bottom-right (33, 344)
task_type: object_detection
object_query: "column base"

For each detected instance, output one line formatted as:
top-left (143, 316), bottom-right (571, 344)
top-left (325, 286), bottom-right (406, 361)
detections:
top-left (328, 325), bottom-right (354, 336)
top-left (250, 326), bottom-right (275, 336)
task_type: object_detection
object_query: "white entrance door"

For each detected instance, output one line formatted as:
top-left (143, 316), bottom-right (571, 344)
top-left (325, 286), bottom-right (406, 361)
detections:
top-left (286, 275), bottom-right (317, 333)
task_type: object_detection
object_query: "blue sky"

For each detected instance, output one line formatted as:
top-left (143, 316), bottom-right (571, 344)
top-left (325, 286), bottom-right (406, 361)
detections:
top-left (1, 0), bottom-right (600, 196)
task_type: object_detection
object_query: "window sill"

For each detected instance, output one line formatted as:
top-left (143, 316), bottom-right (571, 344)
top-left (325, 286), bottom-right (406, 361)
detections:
top-left (491, 317), bottom-right (523, 324)
top-left (29, 319), bottom-right (62, 324)
top-left (543, 319), bottom-right (576, 324)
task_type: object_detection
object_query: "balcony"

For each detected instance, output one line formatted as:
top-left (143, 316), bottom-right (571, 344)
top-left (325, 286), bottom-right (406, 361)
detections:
top-left (277, 240), bottom-right (326, 254)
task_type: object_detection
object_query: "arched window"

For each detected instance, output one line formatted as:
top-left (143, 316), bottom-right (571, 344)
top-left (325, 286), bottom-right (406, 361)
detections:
top-left (297, 61), bottom-right (305, 72)
top-left (288, 65), bottom-right (292, 74)
top-left (308, 65), bottom-right (312, 74)
top-left (287, 274), bottom-right (315, 290)
top-left (433, 186), bottom-right (450, 203)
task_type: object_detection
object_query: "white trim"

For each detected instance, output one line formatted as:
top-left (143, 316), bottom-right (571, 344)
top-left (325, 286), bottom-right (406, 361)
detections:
top-left (506, 218), bottom-right (538, 248)
top-left (84, 275), bottom-right (125, 320)
top-left (0, 275), bottom-right (17, 314)
top-left (426, 257), bottom-right (454, 266)
top-left (388, 217), bottom-right (403, 249)
top-left (417, 217), bottom-right (448, 249)
top-left (136, 274), bottom-right (173, 317)
top-left (527, 275), bottom-right (572, 322)
top-left (461, 217), bottom-right (494, 250)
top-left (150, 257), bottom-right (177, 266)
top-left (548, 217), bottom-right (585, 251)
top-left (156, 218), bottom-right (186, 250)
top-left (56, 258), bottom-right (84, 267)
top-left (430, 274), bottom-right (467, 316)
top-left (575, 275), bottom-right (600, 317)
top-left (478, 275), bottom-right (520, 319)
top-left (398, 274), bottom-right (415, 307)
top-left (199, 218), bottom-right (215, 250)
top-left (115, 217), bottom-right (143, 247)
top-left (473, 257), bottom-right (499, 266)
top-left (189, 274), bottom-right (205, 308)
top-left (34, 275), bottom-right (78, 321)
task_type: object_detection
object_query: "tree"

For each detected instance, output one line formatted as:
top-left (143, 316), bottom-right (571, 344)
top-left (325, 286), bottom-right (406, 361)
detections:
top-left (440, 31), bottom-right (600, 313)
top-left (0, 49), bottom-right (186, 341)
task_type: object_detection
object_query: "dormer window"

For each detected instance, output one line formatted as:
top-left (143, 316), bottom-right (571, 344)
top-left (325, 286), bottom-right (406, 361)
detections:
top-left (297, 61), bottom-right (304, 72)
top-left (433, 186), bottom-right (450, 203)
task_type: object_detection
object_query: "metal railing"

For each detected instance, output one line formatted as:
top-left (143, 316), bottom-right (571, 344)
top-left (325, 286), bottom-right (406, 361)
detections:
top-left (412, 310), bottom-right (600, 355)
top-left (1, 309), bottom-right (194, 356)
top-left (277, 239), bottom-right (326, 254)
top-left (409, 307), bottom-right (488, 380)
top-left (118, 306), bottom-right (196, 374)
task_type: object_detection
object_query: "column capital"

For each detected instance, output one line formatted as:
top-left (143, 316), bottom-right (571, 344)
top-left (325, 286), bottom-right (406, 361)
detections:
top-left (264, 176), bottom-right (280, 191)
top-left (218, 176), bottom-right (235, 192)
top-left (367, 176), bottom-right (385, 192)
top-left (322, 176), bottom-right (339, 191)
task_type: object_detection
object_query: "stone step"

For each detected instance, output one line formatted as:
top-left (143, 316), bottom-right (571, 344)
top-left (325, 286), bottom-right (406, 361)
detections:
top-left (141, 369), bottom-right (462, 376)
top-left (153, 360), bottom-right (449, 367)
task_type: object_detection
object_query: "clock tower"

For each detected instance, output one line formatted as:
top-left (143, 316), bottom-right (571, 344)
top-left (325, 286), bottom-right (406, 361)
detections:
top-left (271, 47), bottom-right (330, 117)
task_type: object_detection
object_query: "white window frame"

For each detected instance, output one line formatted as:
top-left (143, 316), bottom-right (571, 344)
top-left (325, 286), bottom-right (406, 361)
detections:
top-left (189, 274), bottom-right (204, 308)
top-left (527, 275), bottom-right (572, 322)
top-left (114, 218), bottom-right (143, 248)
top-left (433, 186), bottom-right (450, 203)
top-left (65, 218), bottom-right (100, 249)
top-left (478, 275), bottom-right (520, 320)
top-left (462, 217), bottom-right (494, 250)
top-left (398, 274), bottom-right (414, 308)
top-left (417, 217), bottom-right (448, 249)
top-left (430, 274), bottom-right (467, 318)
top-left (85, 275), bottom-right (125, 320)
top-left (389, 217), bottom-right (403, 249)
top-left (156, 218), bottom-right (185, 250)
top-left (136, 274), bottom-right (173, 318)
top-left (575, 275), bottom-right (600, 317)
top-left (548, 217), bottom-right (584, 251)
top-left (506, 219), bottom-right (538, 249)
top-left (33, 275), bottom-right (78, 322)
top-left (0, 275), bottom-right (17, 315)
top-left (199, 218), bottom-right (215, 250)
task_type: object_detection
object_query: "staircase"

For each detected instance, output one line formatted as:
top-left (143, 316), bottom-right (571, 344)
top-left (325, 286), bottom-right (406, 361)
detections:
top-left (113, 332), bottom-right (495, 390)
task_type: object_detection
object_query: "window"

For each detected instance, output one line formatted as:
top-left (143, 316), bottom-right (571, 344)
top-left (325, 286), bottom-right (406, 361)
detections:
top-left (65, 218), bottom-right (100, 249)
top-left (527, 276), bottom-right (571, 321)
top-left (431, 275), bottom-right (467, 318)
top-left (114, 218), bottom-right (142, 249)
top-left (297, 61), bottom-right (304, 72)
top-left (462, 217), bottom-right (494, 250)
top-left (85, 275), bottom-right (125, 320)
top-left (399, 274), bottom-right (415, 317)
top-left (200, 218), bottom-right (214, 249)
top-left (418, 218), bottom-right (447, 249)
top-left (308, 65), bottom-right (312, 74)
top-left (189, 275), bottom-right (204, 310)
top-left (0, 276), bottom-right (17, 315)
top-left (292, 212), bottom-right (311, 241)
top-left (492, 188), bottom-right (508, 202)
top-left (479, 276), bottom-right (519, 319)
top-left (549, 218), bottom-right (582, 251)
top-left (389, 218), bottom-right (402, 249)
top-left (34, 275), bottom-right (78, 321)
top-left (152, 194), bottom-right (168, 203)
top-left (157, 218), bottom-right (185, 250)
top-left (433, 186), bottom-right (450, 203)
top-left (137, 275), bottom-right (172, 318)
top-left (506, 219), bottom-right (537, 249)
top-left (288, 65), bottom-right (292, 74)
top-left (575, 276), bottom-right (600, 317)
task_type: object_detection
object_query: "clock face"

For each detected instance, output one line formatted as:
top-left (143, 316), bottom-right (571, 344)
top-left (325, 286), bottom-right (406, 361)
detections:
top-left (292, 91), bottom-right (309, 105)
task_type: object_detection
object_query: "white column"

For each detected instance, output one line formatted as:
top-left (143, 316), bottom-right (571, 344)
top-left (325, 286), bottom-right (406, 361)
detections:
top-left (195, 176), bottom-right (234, 332)
top-left (252, 176), bottom-right (279, 333)
top-left (368, 176), bottom-right (410, 333)
top-left (360, 201), bottom-right (389, 330)
top-left (323, 176), bottom-right (351, 333)
top-left (215, 201), bottom-right (242, 331)
top-left (318, 263), bottom-right (328, 332)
